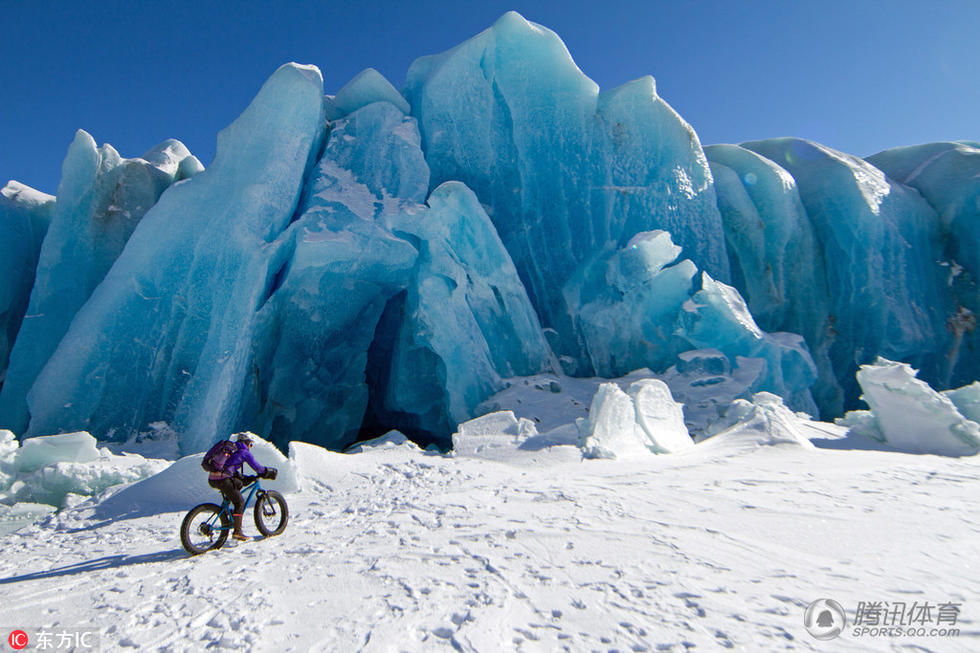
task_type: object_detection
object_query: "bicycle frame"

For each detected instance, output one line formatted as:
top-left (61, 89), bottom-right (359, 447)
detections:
top-left (207, 479), bottom-right (264, 531)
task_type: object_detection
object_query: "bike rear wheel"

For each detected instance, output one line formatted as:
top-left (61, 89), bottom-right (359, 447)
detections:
top-left (254, 490), bottom-right (288, 537)
top-left (181, 503), bottom-right (230, 555)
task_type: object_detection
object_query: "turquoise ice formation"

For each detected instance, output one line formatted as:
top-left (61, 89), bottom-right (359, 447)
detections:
top-left (14, 64), bottom-right (328, 452)
top-left (866, 142), bottom-right (980, 390)
top-left (0, 14), bottom-right (977, 454)
top-left (0, 182), bottom-right (54, 378)
top-left (0, 133), bottom-right (201, 434)
top-left (404, 12), bottom-right (729, 371)
top-left (741, 138), bottom-right (954, 413)
top-left (240, 98), bottom-right (424, 452)
top-left (704, 144), bottom-right (838, 412)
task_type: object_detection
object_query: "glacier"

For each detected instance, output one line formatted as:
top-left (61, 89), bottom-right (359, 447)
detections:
top-left (866, 142), bottom-right (980, 390)
top-left (404, 12), bottom-right (729, 374)
top-left (0, 12), bottom-right (977, 457)
top-left (0, 182), bottom-right (53, 379)
top-left (240, 97), bottom-right (423, 452)
top-left (0, 133), bottom-right (201, 434)
top-left (704, 144), bottom-right (838, 412)
top-left (240, 95), bottom-right (552, 451)
top-left (377, 181), bottom-right (555, 444)
top-left (741, 138), bottom-right (954, 412)
top-left (14, 63), bottom-right (328, 453)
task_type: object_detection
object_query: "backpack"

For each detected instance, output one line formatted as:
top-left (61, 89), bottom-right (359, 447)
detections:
top-left (201, 440), bottom-right (237, 473)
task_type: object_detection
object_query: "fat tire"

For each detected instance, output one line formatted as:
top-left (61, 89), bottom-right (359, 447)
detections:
top-left (181, 503), bottom-right (230, 555)
top-left (254, 490), bottom-right (288, 537)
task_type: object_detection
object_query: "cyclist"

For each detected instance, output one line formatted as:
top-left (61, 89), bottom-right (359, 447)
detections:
top-left (207, 433), bottom-right (273, 541)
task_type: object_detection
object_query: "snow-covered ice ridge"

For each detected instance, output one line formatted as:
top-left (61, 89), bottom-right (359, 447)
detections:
top-left (1, 11), bottom-right (978, 456)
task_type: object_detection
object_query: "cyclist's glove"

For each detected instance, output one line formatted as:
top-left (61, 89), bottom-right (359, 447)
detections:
top-left (261, 467), bottom-right (278, 480)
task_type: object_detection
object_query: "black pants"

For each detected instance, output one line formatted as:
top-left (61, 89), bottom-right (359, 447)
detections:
top-left (209, 476), bottom-right (246, 516)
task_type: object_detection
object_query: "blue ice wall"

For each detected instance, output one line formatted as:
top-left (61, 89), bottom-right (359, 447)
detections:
top-left (242, 91), bottom-right (553, 450)
top-left (241, 99), bottom-right (423, 452)
top-left (742, 138), bottom-right (952, 408)
top-left (705, 144), bottom-right (840, 415)
top-left (576, 229), bottom-right (817, 413)
top-left (380, 181), bottom-right (556, 442)
top-left (0, 182), bottom-right (54, 378)
top-left (21, 64), bottom-right (327, 452)
top-left (867, 142), bottom-right (980, 389)
top-left (0, 133), bottom-right (200, 433)
top-left (404, 12), bottom-right (727, 373)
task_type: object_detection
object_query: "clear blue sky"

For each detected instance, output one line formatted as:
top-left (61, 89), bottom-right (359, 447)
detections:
top-left (3, 0), bottom-right (977, 195)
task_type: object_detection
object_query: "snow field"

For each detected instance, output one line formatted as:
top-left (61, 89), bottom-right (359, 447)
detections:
top-left (1, 430), bottom-right (977, 651)
top-left (0, 363), bottom-right (978, 649)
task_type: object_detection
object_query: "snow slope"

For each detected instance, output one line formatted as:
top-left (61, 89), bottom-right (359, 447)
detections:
top-left (0, 426), bottom-right (977, 651)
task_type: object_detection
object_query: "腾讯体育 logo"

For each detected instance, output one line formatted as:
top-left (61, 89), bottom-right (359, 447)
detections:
top-left (804, 599), bottom-right (847, 640)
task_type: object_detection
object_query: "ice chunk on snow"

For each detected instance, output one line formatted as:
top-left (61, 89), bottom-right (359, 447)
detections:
top-left (851, 358), bottom-right (980, 456)
top-left (834, 409), bottom-right (885, 443)
top-left (13, 431), bottom-right (101, 473)
top-left (287, 440), bottom-right (360, 488)
top-left (578, 383), bottom-right (651, 459)
top-left (943, 382), bottom-right (980, 425)
top-left (0, 431), bottom-right (169, 513)
top-left (0, 502), bottom-right (56, 536)
top-left (345, 431), bottom-right (421, 454)
top-left (452, 410), bottom-right (538, 459)
top-left (0, 429), bottom-right (17, 460)
top-left (704, 392), bottom-right (815, 450)
top-left (628, 379), bottom-right (693, 453)
top-left (6, 455), bottom-right (169, 508)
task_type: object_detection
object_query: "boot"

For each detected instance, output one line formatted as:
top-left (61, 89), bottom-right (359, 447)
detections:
top-left (231, 513), bottom-right (248, 541)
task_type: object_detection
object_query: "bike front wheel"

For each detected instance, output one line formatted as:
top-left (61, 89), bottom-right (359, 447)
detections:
top-left (254, 490), bottom-right (288, 537)
top-left (181, 503), bottom-right (230, 555)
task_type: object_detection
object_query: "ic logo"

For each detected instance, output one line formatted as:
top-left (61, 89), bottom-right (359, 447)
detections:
top-left (8, 630), bottom-right (29, 650)
top-left (804, 599), bottom-right (847, 640)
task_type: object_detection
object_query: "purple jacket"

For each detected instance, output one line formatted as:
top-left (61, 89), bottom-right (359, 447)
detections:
top-left (210, 441), bottom-right (266, 480)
